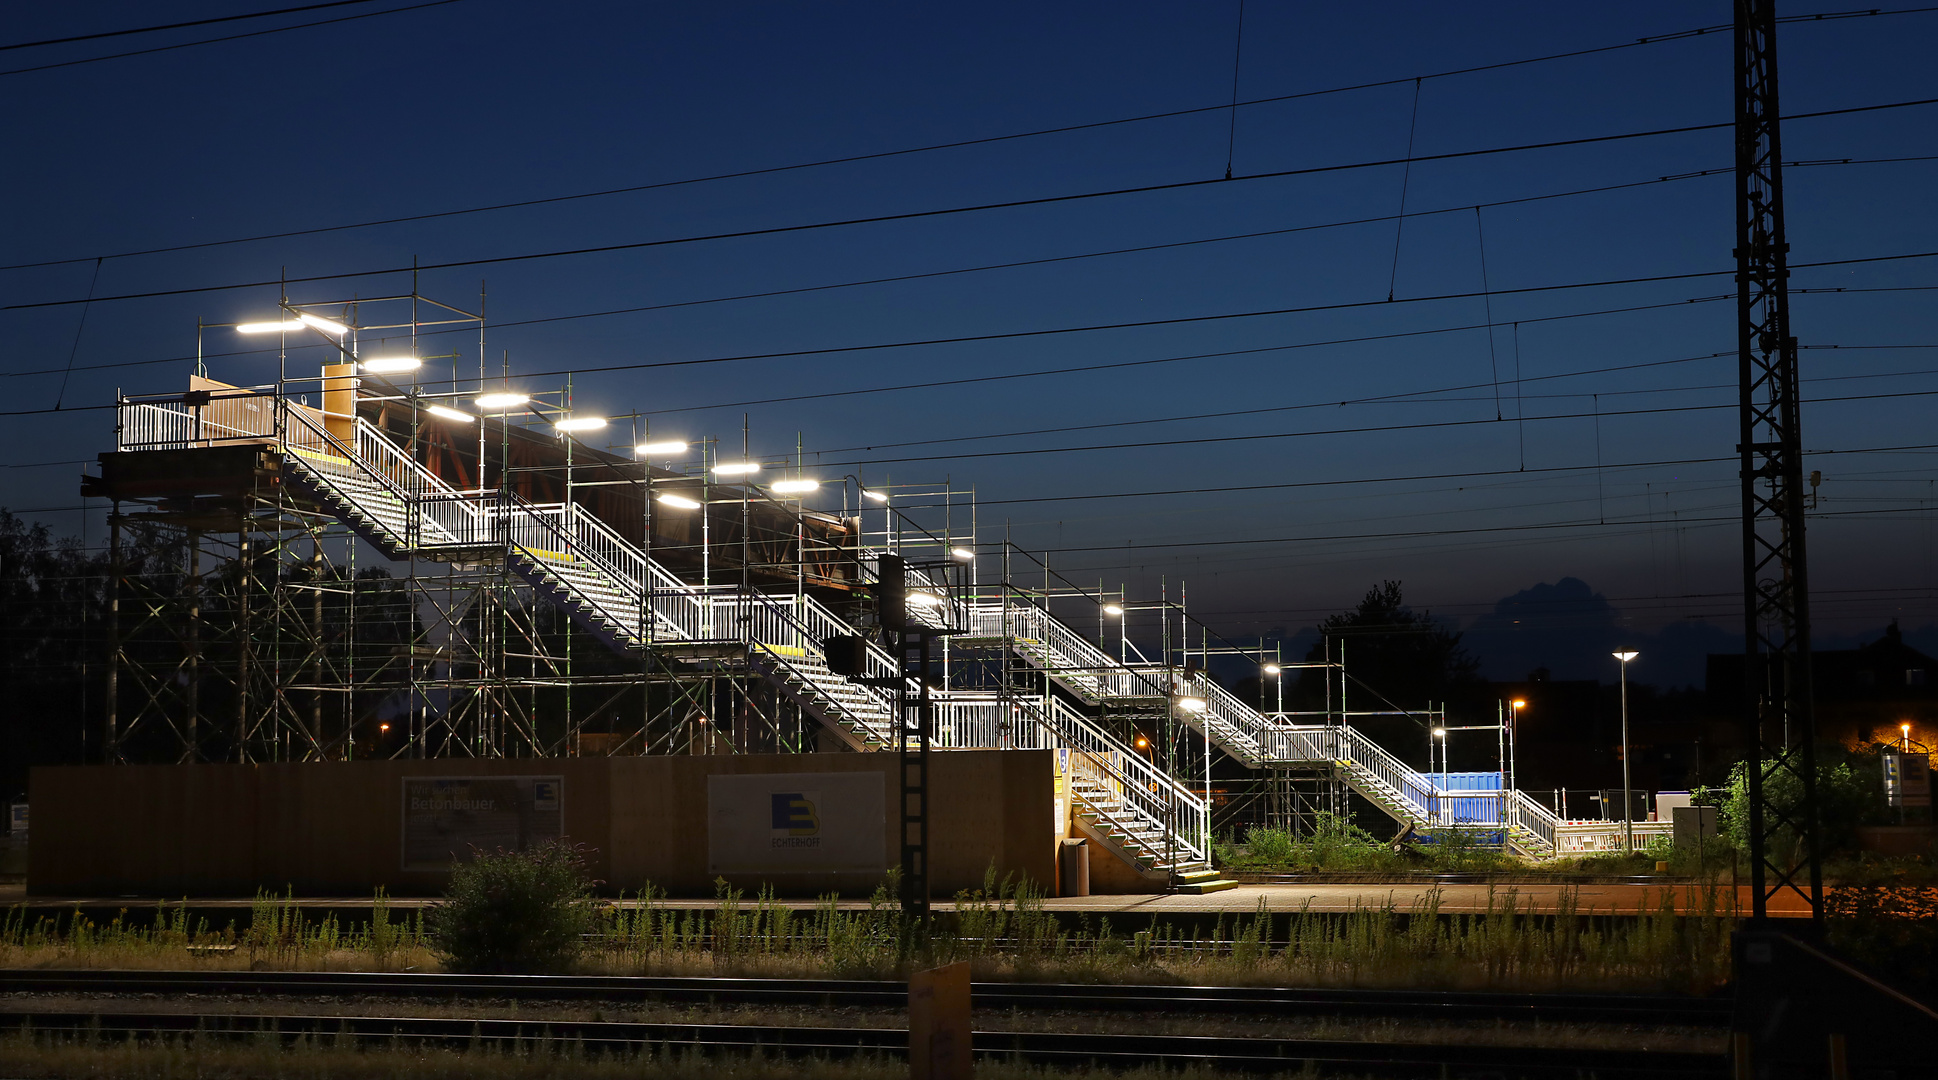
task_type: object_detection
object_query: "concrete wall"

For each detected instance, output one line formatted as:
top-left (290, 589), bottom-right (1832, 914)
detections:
top-left (29, 751), bottom-right (1058, 898)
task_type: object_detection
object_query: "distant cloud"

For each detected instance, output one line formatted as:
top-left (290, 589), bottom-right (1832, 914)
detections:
top-left (1462, 577), bottom-right (1736, 688)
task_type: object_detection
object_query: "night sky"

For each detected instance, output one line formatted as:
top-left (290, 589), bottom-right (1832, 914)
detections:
top-left (3, 2), bottom-right (1934, 689)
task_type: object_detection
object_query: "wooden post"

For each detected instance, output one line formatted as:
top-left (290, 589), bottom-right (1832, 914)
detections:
top-left (908, 960), bottom-right (970, 1080)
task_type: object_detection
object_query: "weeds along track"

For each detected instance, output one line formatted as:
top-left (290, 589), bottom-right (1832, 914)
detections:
top-left (0, 969), bottom-right (1733, 1026)
top-left (0, 1008), bottom-right (1727, 1079)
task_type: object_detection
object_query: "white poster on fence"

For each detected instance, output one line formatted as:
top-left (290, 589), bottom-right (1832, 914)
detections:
top-left (706, 772), bottom-right (885, 876)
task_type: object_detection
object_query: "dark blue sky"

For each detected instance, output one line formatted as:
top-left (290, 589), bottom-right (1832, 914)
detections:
top-left (3, 2), bottom-right (1934, 685)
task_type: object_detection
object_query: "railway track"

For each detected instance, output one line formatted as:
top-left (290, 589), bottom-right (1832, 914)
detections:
top-left (0, 968), bottom-right (1734, 1028)
top-left (0, 1008), bottom-right (1727, 1078)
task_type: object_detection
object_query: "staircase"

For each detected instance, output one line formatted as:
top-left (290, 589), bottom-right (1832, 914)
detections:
top-left (971, 590), bottom-right (1561, 856)
top-left (162, 396), bottom-right (1539, 870)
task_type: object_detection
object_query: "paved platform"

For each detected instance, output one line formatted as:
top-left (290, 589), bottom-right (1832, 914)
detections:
top-left (1, 881), bottom-right (1806, 917)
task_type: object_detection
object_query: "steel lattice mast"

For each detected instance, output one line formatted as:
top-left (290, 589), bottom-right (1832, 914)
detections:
top-left (1734, 0), bottom-right (1823, 923)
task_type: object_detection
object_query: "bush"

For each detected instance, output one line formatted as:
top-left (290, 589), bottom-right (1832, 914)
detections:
top-left (429, 842), bottom-right (598, 974)
top-left (1717, 749), bottom-right (1888, 860)
top-left (1224, 813), bottom-right (1399, 872)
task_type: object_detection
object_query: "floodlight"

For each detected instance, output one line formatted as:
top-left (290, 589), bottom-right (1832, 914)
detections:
top-left (906, 591), bottom-right (945, 608)
top-left (1511, 699), bottom-right (1526, 709)
top-left (359, 356), bottom-right (420, 374)
top-left (474, 392), bottom-right (529, 410)
top-left (236, 320), bottom-right (304, 333)
top-left (425, 404), bottom-right (475, 423)
top-left (656, 493), bottom-right (701, 510)
top-left (297, 313), bottom-right (348, 335)
top-left (1103, 604), bottom-right (1124, 616)
top-left (951, 547), bottom-right (974, 560)
top-left (634, 440), bottom-right (687, 456)
top-left (1263, 664), bottom-right (1281, 676)
top-left (1904, 722), bottom-right (1914, 734)
top-left (713, 461), bottom-right (760, 476)
top-left (861, 488), bottom-right (888, 503)
top-left (1177, 697), bottom-right (1207, 714)
top-left (1613, 651), bottom-right (1639, 662)
top-left (1432, 727), bottom-right (1447, 737)
top-left (772, 479), bottom-right (820, 494)
top-left (554, 416), bottom-right (606, 433)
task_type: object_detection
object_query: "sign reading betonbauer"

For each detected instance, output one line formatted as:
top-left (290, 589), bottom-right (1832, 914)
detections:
top-left (707, 772), bottom-right (885, 876)
top-left (402, 776), bottom-right (563, 870)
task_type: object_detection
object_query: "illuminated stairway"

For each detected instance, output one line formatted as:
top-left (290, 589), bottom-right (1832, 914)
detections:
top-left (968, 590), bottom-right (1562, 855)
top-left (222, 399), bottom-right (1481, 866)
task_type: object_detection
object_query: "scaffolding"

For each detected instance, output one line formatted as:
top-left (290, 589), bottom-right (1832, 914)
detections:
top-left (85, 289), bottom-right (1618, 880)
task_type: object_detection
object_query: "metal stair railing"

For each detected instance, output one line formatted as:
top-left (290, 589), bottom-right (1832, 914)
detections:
top-left (279, 405), bottom-right (485, 550)
top-left (970, 593), bottom-right (1166, 701)
top-left (714, 593), bottom-right (900, 745)
top-left (1175, 670), bottom-right (1274, 767)
top-left (558, 501), bottom-right (712, 642)
top-left (491, 497), bottom-right (655, 643)
top-left (1505, 788), bottom-right (1560, 851)
top-left (1329, 724), bottom-right (1442, 826)
top-left (1032, 696), bottom-right (1208, 866)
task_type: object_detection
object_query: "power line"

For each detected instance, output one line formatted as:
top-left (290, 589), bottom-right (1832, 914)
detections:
top-left (0, 0), bottom-right (467, 78)
top-left (0, 167), bottom-right (1751, 379)
top-left (9, 272), bottom-right (1934, 421)
top-left (0, 10), bottom-right (1864, 272)
top-left (813, 384), bottom-right (1938, 470)
top-left (0, 291), bottom-right (1728, 420)
top-left (0, 1), bottom-right (384, 51)
top-left (7, 96), bottom-right (1935, 313)
top-left (814, 350), bottom-right (1938, 458)
top-left (10, 6), bottom-right (1928, 271)
top-left (1029, 504), bottom-right (1936, 557)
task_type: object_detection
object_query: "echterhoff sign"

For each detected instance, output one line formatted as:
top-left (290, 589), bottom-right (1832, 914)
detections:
top-left (706, 772), bottom-right (885, 876)
top-left (401, 776), bottom-right (563, 870)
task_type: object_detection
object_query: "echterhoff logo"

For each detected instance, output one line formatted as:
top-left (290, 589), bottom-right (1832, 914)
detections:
top-left (770, 792), bottom-right (821, 849)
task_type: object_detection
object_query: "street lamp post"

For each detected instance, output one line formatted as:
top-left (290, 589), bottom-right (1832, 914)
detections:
top-left (1613, 651), bottom-right (1639, 852)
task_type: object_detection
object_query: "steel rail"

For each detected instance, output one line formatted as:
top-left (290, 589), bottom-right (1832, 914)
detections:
top-left (0, 969), bottom-right (1732, 1026)
top-left (0, 1009), bottom-right (1729, 1079)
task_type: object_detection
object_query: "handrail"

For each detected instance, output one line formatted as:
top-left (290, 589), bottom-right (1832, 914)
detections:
top-left (970, 591), bottom-right (1168, 701)
top-left (1506, 788), bottom-right (1560, 849)
top-left (1034, 696), bottom-right (1208, 865)
top-left (281, 405), bottom-right (484, 548)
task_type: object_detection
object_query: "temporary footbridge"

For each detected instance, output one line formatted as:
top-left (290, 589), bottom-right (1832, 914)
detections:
top-left (100, 370), bottom-right (1565, 874)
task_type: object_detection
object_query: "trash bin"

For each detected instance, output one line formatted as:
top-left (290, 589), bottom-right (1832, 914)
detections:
top-left (1059, 837), bottom-right (1090, 897)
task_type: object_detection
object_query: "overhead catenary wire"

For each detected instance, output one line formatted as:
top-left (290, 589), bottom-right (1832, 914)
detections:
top-left (7, 278), bottom-right (1935, 425)
top-left (7, 95), bottom-right (1937, 313)
top-left (0, 0), bottom-right (386, 51)
top-left (0, 0), bottom-right (468, 78)
top-left (12, 7), bottom-right (1933, 271)
top-left (811, 384), bottom-right (1938, 470)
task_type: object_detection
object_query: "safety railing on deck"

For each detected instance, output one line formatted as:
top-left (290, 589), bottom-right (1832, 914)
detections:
top-left (117, 391), bottom-right (278, 451)
top-left (930, 694), bottom-right (1056, 750)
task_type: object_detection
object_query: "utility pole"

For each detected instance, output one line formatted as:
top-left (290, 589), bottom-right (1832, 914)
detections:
top-left (1735, 0), bottom-right (1823, 924)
